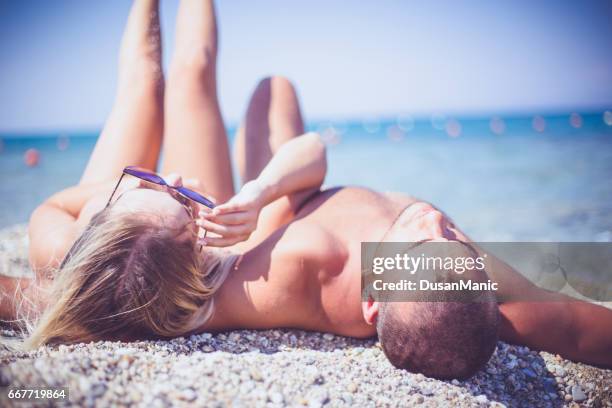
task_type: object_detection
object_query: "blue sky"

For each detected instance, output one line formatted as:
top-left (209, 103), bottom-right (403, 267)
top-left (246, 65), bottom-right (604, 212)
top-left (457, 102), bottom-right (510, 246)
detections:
top-left (0, 0), bottom-right (611, 132)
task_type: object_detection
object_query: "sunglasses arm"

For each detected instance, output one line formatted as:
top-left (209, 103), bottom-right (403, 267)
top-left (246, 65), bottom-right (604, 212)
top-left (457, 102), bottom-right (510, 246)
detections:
top-left (105, 173), bottom-right (126, 208)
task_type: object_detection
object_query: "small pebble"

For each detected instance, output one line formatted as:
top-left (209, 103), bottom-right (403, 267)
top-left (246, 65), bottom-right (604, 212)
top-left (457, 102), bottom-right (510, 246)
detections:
top-left (420, 387), bottom-right (434, 396)
top-left (522, 368), bottom-right (537, 378)
top-left (571, 385), bottom-right (587, 402)
top-left (269, 391), bottom-right (284, 404)
top-left (249, 368), bottom-right (263, 382)
top-left (555, 366), bottom-right (566, 377)
top-left (180, 388), bottom-right (197, 402)
top-left (341, 393), bottom-right (353, 404)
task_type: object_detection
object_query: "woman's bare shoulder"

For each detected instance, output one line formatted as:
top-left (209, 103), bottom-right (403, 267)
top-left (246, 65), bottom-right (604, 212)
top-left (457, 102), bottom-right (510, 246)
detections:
top-left (28, 203), bottom-right (79, 272)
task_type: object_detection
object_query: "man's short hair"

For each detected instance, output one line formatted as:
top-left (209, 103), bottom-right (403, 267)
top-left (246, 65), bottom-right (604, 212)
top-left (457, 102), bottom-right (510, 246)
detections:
top-left (377, 298), bottom-right (499, 379)
top-left (375, 242), bottom-right (499, 379)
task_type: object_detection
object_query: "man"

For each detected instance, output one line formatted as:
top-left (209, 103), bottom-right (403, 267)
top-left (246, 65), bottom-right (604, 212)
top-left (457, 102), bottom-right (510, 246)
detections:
top-left (197, 73), bottom-right (612, 378)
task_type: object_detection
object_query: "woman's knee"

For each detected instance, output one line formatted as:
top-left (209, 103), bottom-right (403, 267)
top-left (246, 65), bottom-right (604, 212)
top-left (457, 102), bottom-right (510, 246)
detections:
top-left (251, 76), bottom-right (296, 104)
top-left (168, 46), bottom-right (217, 91)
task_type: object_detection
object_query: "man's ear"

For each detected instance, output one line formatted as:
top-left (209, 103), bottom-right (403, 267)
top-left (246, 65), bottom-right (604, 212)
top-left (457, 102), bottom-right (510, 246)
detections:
top-left (362, 297), bottom-right (379, 325)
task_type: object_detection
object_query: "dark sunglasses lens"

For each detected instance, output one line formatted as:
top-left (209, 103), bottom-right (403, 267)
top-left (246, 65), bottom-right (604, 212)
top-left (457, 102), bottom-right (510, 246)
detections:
top-left (125, 168), bottom-right (166, 185)
top-left (177, 187), bottom-right (215, 208)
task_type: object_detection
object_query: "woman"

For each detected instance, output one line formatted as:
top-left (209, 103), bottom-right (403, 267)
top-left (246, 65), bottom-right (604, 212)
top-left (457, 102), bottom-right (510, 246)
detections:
top-left (2, 0), bottom-right (326, 346)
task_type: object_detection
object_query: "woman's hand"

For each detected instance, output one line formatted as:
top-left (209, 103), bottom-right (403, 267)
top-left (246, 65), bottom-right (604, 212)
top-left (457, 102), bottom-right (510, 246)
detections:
top-left (196, 180), bottom-right (268, 247)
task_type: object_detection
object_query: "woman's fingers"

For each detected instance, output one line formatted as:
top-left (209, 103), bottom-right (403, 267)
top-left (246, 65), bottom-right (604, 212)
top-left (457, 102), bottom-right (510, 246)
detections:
top-left (198, 234), bottom-right (248, 248)
top-left (198, 206), bottom-right (213, 215)
top-left (196, 218), bottom-right (251, 236)
top-left (213, 200), bottom-right (245, 215)
top-left (200, 210), bottom-right (251, 225)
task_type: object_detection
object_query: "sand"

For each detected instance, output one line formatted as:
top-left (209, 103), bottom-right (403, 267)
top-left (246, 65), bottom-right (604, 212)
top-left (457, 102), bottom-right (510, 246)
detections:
top-left (1, 224), bottom-right (611, 407)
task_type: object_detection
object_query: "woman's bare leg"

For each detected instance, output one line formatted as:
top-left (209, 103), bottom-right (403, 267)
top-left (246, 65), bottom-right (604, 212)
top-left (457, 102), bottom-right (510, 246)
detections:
top-left (232, 76), bottom-right (306, 240)
top-left (1, 0), bottom-right (164, 322)
top-left (162, 0), bottom-right (234, 203)
top-left (234, 76), bottom-right (305, 183)
top-left (80, 0), bottom-right (164, 185)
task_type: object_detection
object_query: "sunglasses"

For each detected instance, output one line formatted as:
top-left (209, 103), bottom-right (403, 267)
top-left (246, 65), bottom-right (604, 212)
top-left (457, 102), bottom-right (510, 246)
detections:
top-left (106, 166), bottom-right (216, 210)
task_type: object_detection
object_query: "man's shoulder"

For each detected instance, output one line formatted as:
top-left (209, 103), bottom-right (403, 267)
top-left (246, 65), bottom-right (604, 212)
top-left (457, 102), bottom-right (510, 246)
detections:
top-left (313, 186), bottom-right (418, 204)
top-left (297, 186), bottom-right (392, 211)
top-left (282, 220), bottom-right (345, 257)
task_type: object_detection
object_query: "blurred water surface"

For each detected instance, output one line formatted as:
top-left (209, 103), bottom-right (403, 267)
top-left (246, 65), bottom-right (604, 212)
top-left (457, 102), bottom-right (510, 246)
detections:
top-left (1, 113), bottom-right (611, 241)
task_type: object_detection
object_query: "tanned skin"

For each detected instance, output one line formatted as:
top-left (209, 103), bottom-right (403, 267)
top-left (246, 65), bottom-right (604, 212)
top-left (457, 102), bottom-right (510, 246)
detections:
top-left (2, 0), bottom-right (610, 370)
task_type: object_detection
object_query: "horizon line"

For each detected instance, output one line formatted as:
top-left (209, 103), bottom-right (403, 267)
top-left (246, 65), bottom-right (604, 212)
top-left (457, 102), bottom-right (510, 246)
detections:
top-left (2, 108), bottom-right (611, 136)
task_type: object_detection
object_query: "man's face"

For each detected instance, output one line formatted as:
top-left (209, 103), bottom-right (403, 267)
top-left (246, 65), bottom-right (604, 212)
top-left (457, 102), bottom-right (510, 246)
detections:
top-left (384, 202), bottom-right (469, 243)
top-left (362, 201), bottom-right (470, 325)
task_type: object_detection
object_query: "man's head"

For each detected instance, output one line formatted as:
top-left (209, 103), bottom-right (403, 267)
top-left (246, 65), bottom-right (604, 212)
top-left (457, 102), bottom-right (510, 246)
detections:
top-left (362, 240), bottom-right (499, 379)
top-left (364, 298), bottom-right (499, 379)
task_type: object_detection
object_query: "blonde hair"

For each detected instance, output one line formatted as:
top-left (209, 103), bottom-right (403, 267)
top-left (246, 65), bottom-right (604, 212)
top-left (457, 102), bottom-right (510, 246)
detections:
top-left (25, 209), bottom-right (236, 348)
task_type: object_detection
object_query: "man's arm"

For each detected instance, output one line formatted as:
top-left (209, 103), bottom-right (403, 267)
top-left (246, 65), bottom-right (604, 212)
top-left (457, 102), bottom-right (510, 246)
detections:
top-left (474, 245), bottom-right (612, 368)
top-left (500, 295), bottom-right (612, 368)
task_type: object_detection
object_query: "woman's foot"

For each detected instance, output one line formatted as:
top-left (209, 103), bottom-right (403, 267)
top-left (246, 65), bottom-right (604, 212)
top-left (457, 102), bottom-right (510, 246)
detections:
top-left (170, 0), bottom-right (219, 87)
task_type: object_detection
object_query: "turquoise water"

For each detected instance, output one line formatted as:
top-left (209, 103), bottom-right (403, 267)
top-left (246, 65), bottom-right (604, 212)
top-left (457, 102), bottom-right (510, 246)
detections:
top-left (1, 113), bottom-right (611, 241)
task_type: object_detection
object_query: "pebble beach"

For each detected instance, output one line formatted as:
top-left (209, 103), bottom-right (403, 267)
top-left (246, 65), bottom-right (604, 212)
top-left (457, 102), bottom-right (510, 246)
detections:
top-left (1, 224), bottom-right (611, 407)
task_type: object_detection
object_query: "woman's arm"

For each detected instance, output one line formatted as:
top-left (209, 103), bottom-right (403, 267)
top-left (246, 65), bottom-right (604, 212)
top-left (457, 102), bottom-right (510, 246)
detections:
top-left (28, 182), bottom-right (113, 272)
top-left (198, 132), bottom-right (327, 247)
top-left (254, 131), bottom-right (327, 207)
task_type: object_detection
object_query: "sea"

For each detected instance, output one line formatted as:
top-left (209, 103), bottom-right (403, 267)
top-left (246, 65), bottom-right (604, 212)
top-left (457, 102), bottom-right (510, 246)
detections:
top-left (1, 112), bottom-right (611, 241)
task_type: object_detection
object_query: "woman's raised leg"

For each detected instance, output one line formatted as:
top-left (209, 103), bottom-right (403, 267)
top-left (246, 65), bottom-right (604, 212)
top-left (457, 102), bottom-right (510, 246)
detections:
top-left (234, 76), bottom-right (305, 184)
top-left (80, 0), bottom-right (164, 185)
top-left (162, 0), bottom-right (234, 203)
top-left (231, 76), bottom-right (307, 240)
